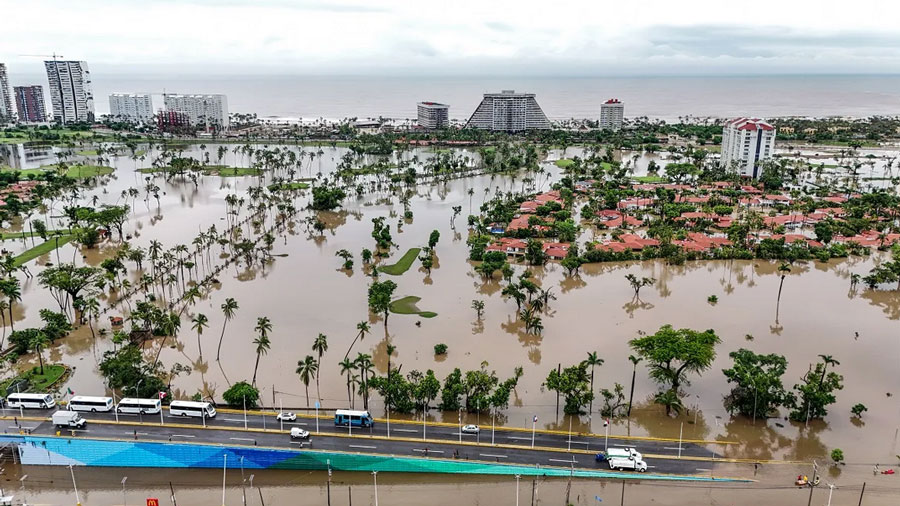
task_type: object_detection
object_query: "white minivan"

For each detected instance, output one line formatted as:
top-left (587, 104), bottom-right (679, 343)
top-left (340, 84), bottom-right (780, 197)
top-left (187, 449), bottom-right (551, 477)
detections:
top-left (169, 400), bottom-right (216, 418)
top-left (68, 396), bottom-right (114, 413)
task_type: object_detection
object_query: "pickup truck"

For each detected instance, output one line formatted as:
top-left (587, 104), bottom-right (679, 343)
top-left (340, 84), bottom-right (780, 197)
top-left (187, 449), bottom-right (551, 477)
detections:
top-left (608, 457), bottom-right (648, 472)
top-left (52, 410), bottom-right (86, 429)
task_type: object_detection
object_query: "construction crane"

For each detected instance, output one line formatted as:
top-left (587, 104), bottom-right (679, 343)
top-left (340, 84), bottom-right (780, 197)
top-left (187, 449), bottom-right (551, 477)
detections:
top-left (18, 53), bottom-right (65, 63)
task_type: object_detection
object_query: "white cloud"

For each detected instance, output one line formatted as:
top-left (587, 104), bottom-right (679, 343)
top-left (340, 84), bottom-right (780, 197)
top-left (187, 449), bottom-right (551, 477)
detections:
top-left (3, 0), bottom-right (900, 74)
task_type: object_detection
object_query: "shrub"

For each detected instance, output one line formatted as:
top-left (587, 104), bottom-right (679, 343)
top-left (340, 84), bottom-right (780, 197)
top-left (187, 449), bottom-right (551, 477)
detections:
top-left (222, 381), bottom-right (260, 409)
top-left (830, 448), bottom-right (844, 464)
top-left (707, 295), bottom-right (718, 304)
top-left (434, 343), bottom-right (448, 355)
top-left (851, 403), bottom-right (867, 418)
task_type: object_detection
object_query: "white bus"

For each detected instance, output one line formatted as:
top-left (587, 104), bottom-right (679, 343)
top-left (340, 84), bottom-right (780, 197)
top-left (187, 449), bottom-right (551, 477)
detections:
top-left (68, 395), bottom-right (114, 413)
top-left (6, 393), bottom-right (55, 409)
top-left (116, 397), bottom-right (162, 415)
top-left (169, 400), bottom-right (216, 419)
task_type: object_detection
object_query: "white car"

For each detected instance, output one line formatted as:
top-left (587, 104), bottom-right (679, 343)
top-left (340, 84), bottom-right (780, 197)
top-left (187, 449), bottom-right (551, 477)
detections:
top-left (461, 424), bottom-right (480, 434)
top-left (290, 427), bottom-right (310, 439)
top-left (276, 412), bottom-right (297, 422)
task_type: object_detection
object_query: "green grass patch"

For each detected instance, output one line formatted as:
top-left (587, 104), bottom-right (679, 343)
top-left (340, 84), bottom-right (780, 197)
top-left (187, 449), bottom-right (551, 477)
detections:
top-left (268, 182), bottom-right (310, 191)
top-left (378, 247), bottom-right (421, 275)
top-left (389, 296), bottom-right (437, 318)
top-left (14, 235), bottom-right (74, 266)
top-left (0, 364), bottom-right (67, 393)
top-left (60, 165), bottom-right (114, 178)
top-left (0, 229), bottom-right (68, 240)
top-left (138, 165), bottom-right (261, 177)
top-left (555, 159), bottom-right (575, 168)
top-left (631, 175), bottom-right (666, 183)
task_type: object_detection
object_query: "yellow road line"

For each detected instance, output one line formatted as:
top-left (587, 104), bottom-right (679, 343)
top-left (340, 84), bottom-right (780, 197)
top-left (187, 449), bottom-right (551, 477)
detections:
top-left (214, 407), bottom-right (739, 446)
top-left (0, 415), bottom-right (799, 465)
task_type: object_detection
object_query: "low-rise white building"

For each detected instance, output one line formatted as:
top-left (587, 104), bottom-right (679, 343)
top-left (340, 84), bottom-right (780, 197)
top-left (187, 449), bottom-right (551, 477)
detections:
top-left (163, 94), bottom-right (229, 130)
top-left (109, 93), bottom-right (153, 123)
top-left (720, 118), bottom-right (776, 179)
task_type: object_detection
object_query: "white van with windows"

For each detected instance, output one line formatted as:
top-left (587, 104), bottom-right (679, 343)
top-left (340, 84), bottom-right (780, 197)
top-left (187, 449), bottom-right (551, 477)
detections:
top-left (6, 393), bottom-right (55, 409)
top-left (116, 398), bottom-right (162, 415)
top-left (68, 395), bottom-right (114, 413)
top-left (169, 400), bottom-right (216, 419)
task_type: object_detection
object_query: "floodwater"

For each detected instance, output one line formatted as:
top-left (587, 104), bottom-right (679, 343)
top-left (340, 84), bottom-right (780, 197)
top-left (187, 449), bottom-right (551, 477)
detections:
top-left (1, 141), bottom-right (899, 479)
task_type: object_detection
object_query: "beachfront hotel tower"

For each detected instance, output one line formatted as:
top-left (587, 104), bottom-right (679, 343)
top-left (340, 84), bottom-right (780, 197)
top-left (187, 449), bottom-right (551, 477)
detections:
top-left (599, 98), bottom-right (624, 130)
top-left (417, 101), bottom-right (449, 129)
top-left (465, 90), bottom-right (550, 131)
top-left (44, 60), bottom-right (95, 124)
top-left (109, 93), bottom-right (154, 123)
top-left (0, 63), bottom-right (12, 123)
top-left (163, 94), bottom-right (229, 130)
top-left (720, 117), bottom-right (776, 179)
top-left (14, 86), bottom-right (46, 123)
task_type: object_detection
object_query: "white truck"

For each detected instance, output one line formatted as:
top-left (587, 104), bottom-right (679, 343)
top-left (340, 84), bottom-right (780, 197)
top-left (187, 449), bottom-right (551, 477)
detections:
top-left (606, 447), bottom-right (642, 461)
top-left (52, 410), bottom-right (86, 429)
top-left (608, 456), bottom-right (648, 472)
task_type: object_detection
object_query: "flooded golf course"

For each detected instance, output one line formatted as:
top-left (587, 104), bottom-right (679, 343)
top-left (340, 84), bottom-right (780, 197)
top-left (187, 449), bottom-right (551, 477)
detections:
top-left (1, 141), bottom-right (899, 502)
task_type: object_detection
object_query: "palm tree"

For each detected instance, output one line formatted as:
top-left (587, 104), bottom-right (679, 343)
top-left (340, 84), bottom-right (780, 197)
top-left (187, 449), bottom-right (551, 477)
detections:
top-left (312, 333), bottom-right (328, 401)
top-left (355, 353), bottom-right (374, 410)
top-left (338, 358), bottom-right (356, 406)
top-left (251, 317), bottom-right (273, 386)
top-left (217, 298), bottom-right (239, 361)
top-left (776, 262), bottom-right (791, 321)
top-left (295, 355), bottom-right (318, 407)
top-left (818, 354), bottom-right (840, 388)
top-left (191, 313), bottom-right (209, 359)
top-left (654, 389), bottom-right (684, 417)
top-left (0, 278), bottom-right (21, 331)
top-left (584, 351), bottom-right (604, 415)
top-left (29, 332), bottom-right (49, 375)
top-left (344, 321), bottom-right (370, 360)
top-left (84, 298), bottom-right (100, 338)
top-left (627, 355), bottom-right (642, 417)
top-left (0, 300), bottom-right (8, 348)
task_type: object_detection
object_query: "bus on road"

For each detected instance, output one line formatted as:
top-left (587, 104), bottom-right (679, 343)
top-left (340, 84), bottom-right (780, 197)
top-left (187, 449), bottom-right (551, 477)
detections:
top-left (68, 396), bottom-right (114, 413)
top-left (334, 409), bottom-right (373, 428)
top-left (6, 393), bottom-right (55, 409)
top-left (169, 400), bottom-right (216, 419)
top-left (116, 398), bottom-right (162, 415)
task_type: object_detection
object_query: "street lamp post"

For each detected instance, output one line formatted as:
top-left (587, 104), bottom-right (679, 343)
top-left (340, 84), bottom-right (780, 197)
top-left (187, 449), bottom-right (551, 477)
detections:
top-left (372, 471), bottom-right (379, 506)
top-left (19, 475), bottom-right (27, 506)
top-left (69, 465), bottom-right (81, 506)
top-left (515, 474), bottom-right (521, 506)
top-left (121, 476), bottom-right (127, 506)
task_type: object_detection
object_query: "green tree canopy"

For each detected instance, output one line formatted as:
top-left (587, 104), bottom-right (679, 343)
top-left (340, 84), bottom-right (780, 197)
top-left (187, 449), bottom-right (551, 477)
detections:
top-left (722, 348), bottom-right (794, 419)
top-left (629, 325), bottom-right (721, 394)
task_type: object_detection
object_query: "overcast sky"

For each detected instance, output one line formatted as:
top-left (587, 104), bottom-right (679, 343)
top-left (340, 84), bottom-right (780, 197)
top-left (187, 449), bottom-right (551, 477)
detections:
top-left (4, 0), bottom-right (900, 76)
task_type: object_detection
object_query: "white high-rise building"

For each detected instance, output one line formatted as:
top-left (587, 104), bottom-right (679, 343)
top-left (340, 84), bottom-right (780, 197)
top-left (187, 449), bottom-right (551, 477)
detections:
top-left (163, 94), bottom-right (229, 130)
top-left (0, 63), bottom-right (13, 122)
top-left (417, 101), bottom-right (449, 129)
top-left (109, 93), bottom-right (153, 123)
top-left (44, 60), bottom-right (95, 124)
top-left (599, 98), bottom-right (624, 130)
top-left (466, 90), bottom-right (550, 131)
top-left (720, 118), bottom-right (777, 179)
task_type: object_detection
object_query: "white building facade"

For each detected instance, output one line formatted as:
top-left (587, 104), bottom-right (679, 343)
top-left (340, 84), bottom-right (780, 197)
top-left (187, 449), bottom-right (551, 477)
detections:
top-left (599, 98), bottom-right (624, 130)
top-left (109, 93), bottom-right (154, 123)
top-left (720, 118), bottom-right (777, 179)
top-left (417, 101), bottom-right (449, 129)
top-left (163, 94), bottom-right (229, 130)
top-left (44, 60), bottom-right (95, 124)
top-left (0, 63), bottom-right (12, 123)
top-left (466, 90), bottom-right (550, 131)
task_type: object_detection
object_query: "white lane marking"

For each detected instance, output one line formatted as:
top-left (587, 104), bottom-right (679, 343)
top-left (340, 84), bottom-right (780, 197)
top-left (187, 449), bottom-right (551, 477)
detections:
top-left (170, 434), bottom-right (195, 438)
top-left (507, 436), bottom-right (532, 441)
top-left (393, 428), bottom-right (417, 433)
top-left (695, 468), bottom-right (712, 472)
top-left (480, 454), bottom-right (508, 459)
top-left (412, 449), bottom-right (444, 454)
top-left (230, 437), bottom-right (256, 442)
top-left (285, 422), bottom-right (308, 426)
top-left (222, 418), bottom-right (246, 422)
top-left (663, 447), bottom-right (684, 451)
top-left (549, 458), bottom-right (576, 464)
top-left (349, 444), bottom-right (377, 450)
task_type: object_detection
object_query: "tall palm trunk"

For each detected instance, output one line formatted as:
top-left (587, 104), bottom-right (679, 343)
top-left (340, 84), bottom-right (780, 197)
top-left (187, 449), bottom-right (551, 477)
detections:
top-left (216, 322), bottom-right (227, 361)
top-left (252, 353), bottom-right (261, 386)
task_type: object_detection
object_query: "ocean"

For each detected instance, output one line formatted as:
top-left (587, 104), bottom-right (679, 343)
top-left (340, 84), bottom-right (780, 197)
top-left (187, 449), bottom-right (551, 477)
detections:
top-left (8, 73), bottom-right (900, 122)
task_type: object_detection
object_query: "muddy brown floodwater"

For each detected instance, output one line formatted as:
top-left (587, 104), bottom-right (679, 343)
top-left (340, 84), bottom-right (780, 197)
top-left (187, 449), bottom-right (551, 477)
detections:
top-left (2, 142), bottom-right (900, 492)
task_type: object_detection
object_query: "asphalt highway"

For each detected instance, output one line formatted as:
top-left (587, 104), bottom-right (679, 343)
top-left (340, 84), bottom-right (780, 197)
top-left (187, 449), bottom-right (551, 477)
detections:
top-left (0, 406), bottom-right (741, 477)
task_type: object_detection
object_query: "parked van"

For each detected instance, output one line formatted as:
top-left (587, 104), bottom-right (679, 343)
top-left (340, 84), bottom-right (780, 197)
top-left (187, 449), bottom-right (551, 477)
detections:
top-left (7, 393), bottom-right (55, 409)
top-left (116, 398), bottom-right (162, 415)
top-left (169, 400), bottom-right (216, 418)
top-left (68, 395), bottom-right (114, 413)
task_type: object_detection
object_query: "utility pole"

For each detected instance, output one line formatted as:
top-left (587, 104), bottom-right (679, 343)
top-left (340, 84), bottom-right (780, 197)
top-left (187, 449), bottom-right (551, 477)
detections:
top-left (807, 461), bottom-right (818, 506)
top-left (826, 483), bottom-right (835, 506)
top-left (240, 456), bottom-right (246, 506)
top-left (857, 482), bottom-right (866, 506)
top-left (69, 465), bottom-right (81, 506)
top-left (326, 460), bottom-right (332, 506)
top-left (530, 478), bottom-right (536, 506)
top-left (515, 475), bottom-right (520, 506)
top-left (620, 480), bottom-right (625, 506)
top-left (169, 481), bottom-right (178, 506)
top-left (121, 476), bottom-right (128, 506)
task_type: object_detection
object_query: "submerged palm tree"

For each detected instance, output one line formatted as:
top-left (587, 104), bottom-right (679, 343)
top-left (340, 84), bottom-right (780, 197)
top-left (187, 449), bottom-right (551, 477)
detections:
top-left (344, 321), bottom-right (370, 360)
top-left (338, 358), bottom-right (356, 406)
top-left (584, 351), bottom-right (604, 415)
top-left (312, 333), bottom-right (328, 401)
top-left (191, 313), bottom-right (209, 359)
top-left (251, 317), bottom-right (272, 386)
top-left (217, 298), bottom-right (239, 361)
top-left (295, 355), bottom-right (318, 407)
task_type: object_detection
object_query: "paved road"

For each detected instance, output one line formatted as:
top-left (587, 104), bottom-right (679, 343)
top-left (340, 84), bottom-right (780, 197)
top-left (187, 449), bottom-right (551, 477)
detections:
top-left (0, 406), bottom-right (733, 476)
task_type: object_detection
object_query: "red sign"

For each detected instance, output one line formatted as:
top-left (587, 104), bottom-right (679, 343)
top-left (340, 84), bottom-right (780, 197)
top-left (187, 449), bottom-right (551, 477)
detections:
top-left (147, 499), bottom-right (160, 506)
